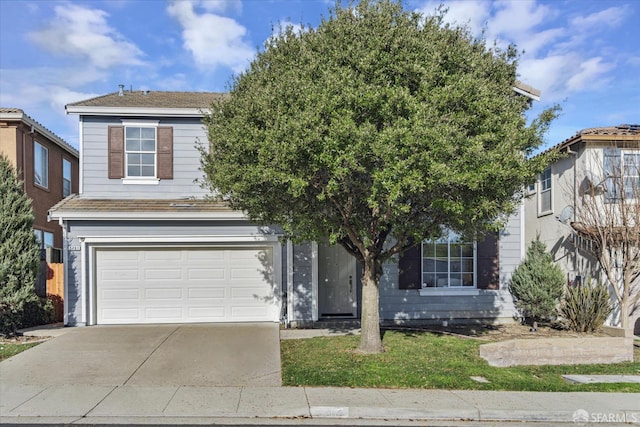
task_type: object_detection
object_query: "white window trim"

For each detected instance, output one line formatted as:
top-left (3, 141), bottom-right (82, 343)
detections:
top-left (419, 288), bottom-right (480, 296)
top-left (123, 124), bottom-right (158, 180)
top-left (122, 177), bottom-right (160, 185)
top-left (33, 141), bottom-right (49, 189)
top-left (420, 236), bottom-right (477, 291)
top-left (538, 168), bottom-right (553, 216)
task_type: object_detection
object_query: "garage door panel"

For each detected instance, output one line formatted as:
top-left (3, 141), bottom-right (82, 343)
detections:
top-left (144, 268), bottom-right (183, 280)
top-left (145, 307), bottom-right (182, 320)
top-left (102, 288), bottom-right (139, 300)
top-left (101, 269), bottom-right (140, 281)
top-left (102, 308), bottom-right (140, 321)
top-left (188, 288), bottom-right (225, 299)
top-left (145, 288), bottom-right (182, 299)
top-left (188, 268), bottom-right (225, 280)
top-left (96, 247), bottom-right (278, 324)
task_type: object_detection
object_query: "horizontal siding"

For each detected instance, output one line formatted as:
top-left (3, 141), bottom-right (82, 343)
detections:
top-left (81, 116), bottom-right (209, 198)
top-left (379, 260), bottom-right (517, 323)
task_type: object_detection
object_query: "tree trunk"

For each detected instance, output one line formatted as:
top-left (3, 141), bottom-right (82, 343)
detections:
top-left (358, 254), bottom-right (384, 354)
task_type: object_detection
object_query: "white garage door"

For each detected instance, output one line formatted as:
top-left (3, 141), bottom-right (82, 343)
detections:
top-left (95, 247), bottom-right (278, 324)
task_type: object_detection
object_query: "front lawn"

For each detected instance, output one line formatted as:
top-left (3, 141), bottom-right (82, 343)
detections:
top-left (281, 330), bottom-right (640, 392)
top-left (0, 341), bottom-right (39, 362)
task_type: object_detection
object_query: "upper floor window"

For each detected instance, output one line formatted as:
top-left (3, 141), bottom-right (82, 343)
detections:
top-left (62, 158), bottom-right (72, 197)
top-left (539, 167), bottom-right (552, 214)
top-left (125, 127), bottom-right (156, 177)
top-left (422, 231), bottom-right (475, 288)
top-left (604, 148), bottom-right (640, 202)
top-left (108, 124), bottom-right (172, 182)
top-left (34, 141), bottom-right (48, 189)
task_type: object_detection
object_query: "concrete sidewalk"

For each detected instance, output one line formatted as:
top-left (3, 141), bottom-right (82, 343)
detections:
top-left (4, 325), bottom-right (639, 425)
top-left (1, 384), bottom-right (639, 425)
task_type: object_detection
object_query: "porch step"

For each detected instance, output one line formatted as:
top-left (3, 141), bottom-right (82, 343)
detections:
top-left (314, 319), bottom-right (361, 331)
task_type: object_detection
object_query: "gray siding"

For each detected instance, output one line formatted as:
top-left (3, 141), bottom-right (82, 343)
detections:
top-left (379, 210), bottom-right (521, 324)
top-left (81, 116), bottom-right (209, 198)
top-left (63, 219), bottom-right (282, 325)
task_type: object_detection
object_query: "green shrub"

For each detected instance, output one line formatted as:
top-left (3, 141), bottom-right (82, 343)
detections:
top-left (559, 280), bottom-right (612, 332)
top-left (0, 155), bottom-right (42, 336)
top-left (509, 235), bottom-right (565, 325)
top-left (21, 297), bottom-right (55, 328)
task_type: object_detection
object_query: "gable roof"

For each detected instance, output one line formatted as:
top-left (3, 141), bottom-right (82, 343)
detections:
top-left (0, 108), bottom-right (79, 158)
top-left (65, 91), bottom-right (227, 117)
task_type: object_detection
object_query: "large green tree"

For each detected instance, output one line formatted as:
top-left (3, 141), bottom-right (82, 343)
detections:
top-left (201, 0), bottom-right (557, 353)
top-left (0, 155), bottom-right (41, 335)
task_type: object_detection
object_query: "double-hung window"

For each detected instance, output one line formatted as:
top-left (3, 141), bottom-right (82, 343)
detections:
top-left (603, 148), bottom-right (640, 202)
top-left (62, 159), bottom-right (72, 197)
top-left (622, 152), bottom-right (640, 199)
top-left (539, 167), bottom-right (552, 214)
top-left (34, 141), bottom-right (48, 189)
top-left (125, 127), bottom-right (156, 178)
top-left (422, 231), bottom-right (475, 288)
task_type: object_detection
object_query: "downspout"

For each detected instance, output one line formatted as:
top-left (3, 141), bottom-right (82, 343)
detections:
top-left (566, 144), bottom-right (578, 275)
top-left (22, 123), bottom-right (36, 192)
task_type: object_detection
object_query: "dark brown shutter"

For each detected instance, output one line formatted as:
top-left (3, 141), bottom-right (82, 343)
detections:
top-left (108, 126), bottom-right (124, 179)
top-left (477, 232), bottom-right (499, 289)
top-left (398, 245), bottom-right (421, 290)
top-left (157, 126), bottom-right (173, 180)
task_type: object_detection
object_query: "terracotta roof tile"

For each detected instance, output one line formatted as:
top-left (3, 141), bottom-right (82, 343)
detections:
top-left (540, 124), bottom-right (640, 156)
top-left (67, 91), bottom-right (227, 109)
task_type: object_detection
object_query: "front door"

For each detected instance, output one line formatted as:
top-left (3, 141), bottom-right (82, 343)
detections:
top-left (318, 243), bottom-right (357, 317)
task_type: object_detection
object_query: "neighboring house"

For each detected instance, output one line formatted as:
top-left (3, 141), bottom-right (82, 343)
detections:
top-left (523, 124), bottom-right (640, 331)
top-left (0, 108), bottom-right (79, 259)
top-left (50, 86), bottom-right (535, 327)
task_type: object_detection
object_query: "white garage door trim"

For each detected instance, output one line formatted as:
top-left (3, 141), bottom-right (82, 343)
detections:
top-left (89, 242), bottom-right (281, 324)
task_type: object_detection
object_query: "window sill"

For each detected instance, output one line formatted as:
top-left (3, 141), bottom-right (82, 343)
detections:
top-left (419, 288), bottom-right (480, 297)
top-left (537, 210), bottom-right (553, 218)
top-left (122, 178), bottom-right (160, 185)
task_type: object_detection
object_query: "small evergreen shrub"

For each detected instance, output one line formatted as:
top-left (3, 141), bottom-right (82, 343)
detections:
top-left (0, 155), bottom-right (41, 336)
top-left (509, 235), bottom-right (565, 325)
top-left (20, 297), bottom-right (55, 329)
top-left (559, 280), bottom-right (612, 333)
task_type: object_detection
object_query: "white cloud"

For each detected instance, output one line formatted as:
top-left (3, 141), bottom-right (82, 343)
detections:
top-left (28, 4), bottom-right (144, 69)
top-left (417, 0), bottom-right (490, 34)
top-left (167, 0), bottom-right (254, 73)
top-left (200, 0), bottom-right (242, 14)
top-left (570, 6), bottom-right (628, 28)
top-left (566, 57), bottom-right (614, 92)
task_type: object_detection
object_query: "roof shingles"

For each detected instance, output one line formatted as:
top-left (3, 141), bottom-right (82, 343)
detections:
top-left (67, 91), bottom-right (227, 109)
top-left (50, 195), bottom-right (234, 214)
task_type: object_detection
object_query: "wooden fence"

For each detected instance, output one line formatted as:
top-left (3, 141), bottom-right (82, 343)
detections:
top-left (46, 263), bottom-right (64, 322)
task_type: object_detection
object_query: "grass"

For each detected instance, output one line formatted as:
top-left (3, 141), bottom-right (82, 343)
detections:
top-left (0, 341), bottom-right (40, 362)
top-left (281, 330), bottom-right (640, 392)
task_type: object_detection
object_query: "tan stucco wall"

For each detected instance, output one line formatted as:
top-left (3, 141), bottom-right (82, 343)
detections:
top-left (0, 126), bottom-right (18, 167)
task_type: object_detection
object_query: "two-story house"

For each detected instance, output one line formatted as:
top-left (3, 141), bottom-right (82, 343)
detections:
top-left (524, 124), bottom-right (640, 332)
top-left (0, 108), bottom-right (79, 259)
top-left (50, 87), bottom-right (533, 327)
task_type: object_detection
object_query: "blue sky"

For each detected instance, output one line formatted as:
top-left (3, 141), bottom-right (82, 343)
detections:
top-left (0, 0), bottom-right (638, 149)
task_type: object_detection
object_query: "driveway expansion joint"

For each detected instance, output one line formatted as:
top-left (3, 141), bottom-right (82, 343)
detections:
top-left (122, 326), bottom-right (180, 386)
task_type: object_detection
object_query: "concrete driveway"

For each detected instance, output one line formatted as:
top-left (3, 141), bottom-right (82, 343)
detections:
top-left (0, 323), bottom-right (281, 387)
